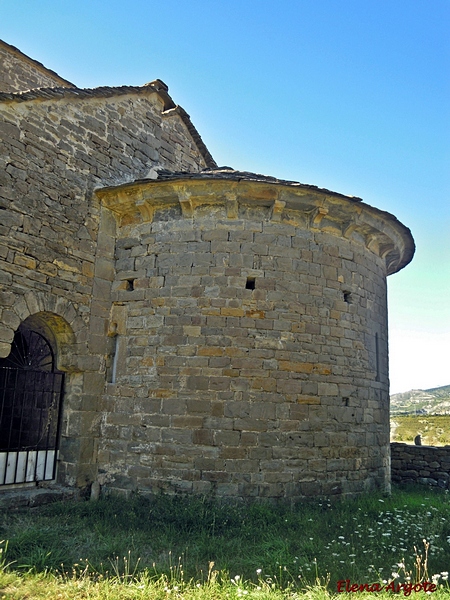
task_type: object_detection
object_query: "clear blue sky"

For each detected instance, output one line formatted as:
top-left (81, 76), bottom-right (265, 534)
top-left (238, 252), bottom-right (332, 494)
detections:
top-left (1, 0), bottom-right (449, 394)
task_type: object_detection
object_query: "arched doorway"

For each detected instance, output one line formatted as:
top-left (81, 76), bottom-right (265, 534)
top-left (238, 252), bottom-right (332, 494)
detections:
top-left (0, 323), bottom-right (65, 486)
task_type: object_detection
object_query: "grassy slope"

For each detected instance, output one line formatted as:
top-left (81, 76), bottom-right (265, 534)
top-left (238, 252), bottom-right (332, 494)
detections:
top-left (391, 415), bottom-right (450, 445)
top-left (1, 486), bottom-right (450, 598)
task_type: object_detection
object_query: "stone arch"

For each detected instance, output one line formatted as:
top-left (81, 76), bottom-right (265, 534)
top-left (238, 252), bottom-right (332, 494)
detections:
top-left (0, 294), bottom-right (99, 489)
top-left (18, 312), bottom-right (75, 367)
top-left (0, 313), bottom-right (74, 486)
top-left (2, 290), bottom-right (88, 371)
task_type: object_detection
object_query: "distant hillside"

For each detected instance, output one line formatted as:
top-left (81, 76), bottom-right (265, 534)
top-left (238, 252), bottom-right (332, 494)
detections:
top-left (390, 384), bottom-right (450, 415)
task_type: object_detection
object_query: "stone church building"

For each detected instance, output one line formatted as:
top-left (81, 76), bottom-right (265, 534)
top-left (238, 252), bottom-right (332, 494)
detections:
top-left (0, 39), bottom-right (414, 500)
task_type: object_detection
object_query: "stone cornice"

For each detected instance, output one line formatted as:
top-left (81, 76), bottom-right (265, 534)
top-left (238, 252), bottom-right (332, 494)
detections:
top-left (96, 170), bottom-right (415, 275)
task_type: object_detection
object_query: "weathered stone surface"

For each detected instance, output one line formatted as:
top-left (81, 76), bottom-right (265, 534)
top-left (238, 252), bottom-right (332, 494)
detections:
top-left (91, 171), bottom-right (415, 500)
top-left (0, 41), bottom-right (210, 493)
top-left (0, 41), bottom-right (415, 501)
top-left (0, 40), bottom-right (74, 93)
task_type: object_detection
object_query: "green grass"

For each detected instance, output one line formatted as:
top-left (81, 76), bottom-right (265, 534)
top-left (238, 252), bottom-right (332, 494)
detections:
top-left (391, 415), bottom-right (450, 445)
top-left (1, 485), bottom-right (450, 598)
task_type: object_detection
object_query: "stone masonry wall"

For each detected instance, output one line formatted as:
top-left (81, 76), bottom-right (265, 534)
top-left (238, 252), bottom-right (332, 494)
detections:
top-left (0, 42), bottom-right (73, 93)
top-left (391, 442), bottom-right (450, 489)
top-left (0, 43), bottom-right (414, 499)
top-left (0, 90), bottom-right (207, 486)
top-left (96, 202), bottom-right (390, 500)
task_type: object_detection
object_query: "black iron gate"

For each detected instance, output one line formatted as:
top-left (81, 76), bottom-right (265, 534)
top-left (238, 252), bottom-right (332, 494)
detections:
top-left (0, 327), bottom-right (64, 485)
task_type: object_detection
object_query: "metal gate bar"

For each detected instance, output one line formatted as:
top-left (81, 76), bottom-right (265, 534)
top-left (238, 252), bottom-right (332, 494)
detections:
top-left (0, 366), bottom-right (64, 486)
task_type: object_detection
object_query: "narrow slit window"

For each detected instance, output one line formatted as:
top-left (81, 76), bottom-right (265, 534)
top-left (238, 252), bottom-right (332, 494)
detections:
top-left (126, 279), bottom-right (135, 291)
top-left (111, 335), bottom-right (120, 384)
top-left (245, 277), bottom-right (256, 290)
top-left (375, 332), bottom-right (380, 381)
